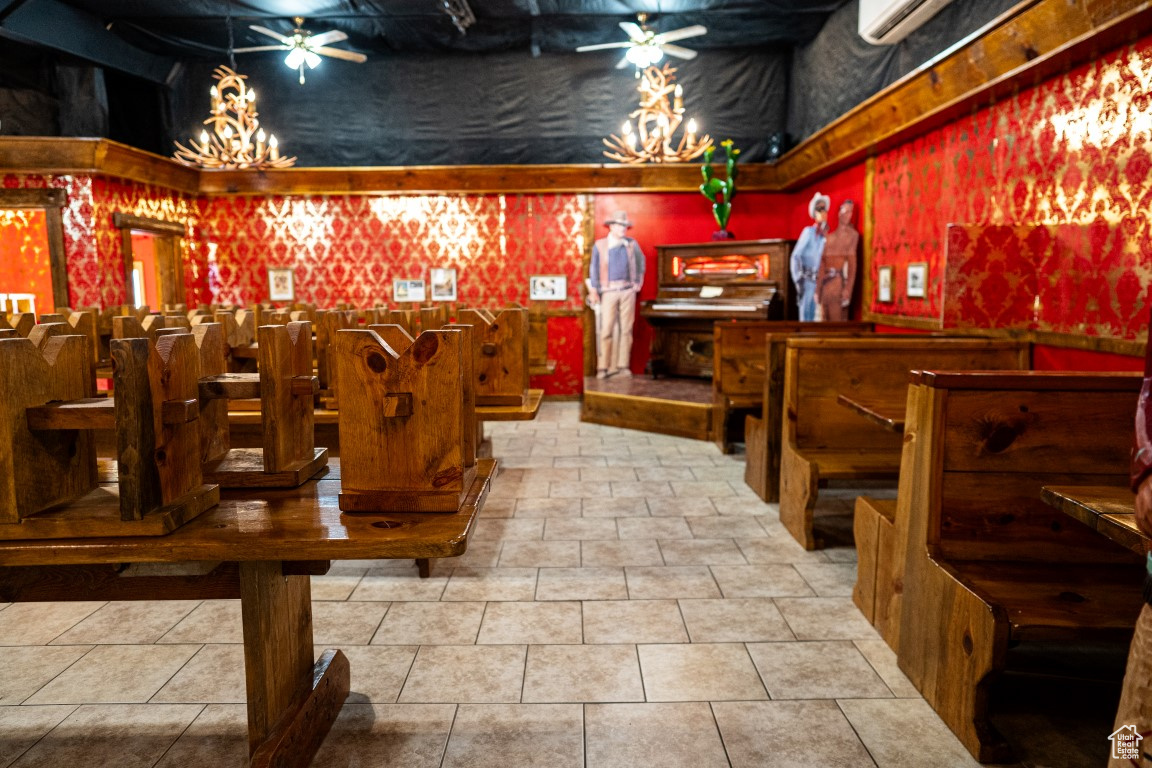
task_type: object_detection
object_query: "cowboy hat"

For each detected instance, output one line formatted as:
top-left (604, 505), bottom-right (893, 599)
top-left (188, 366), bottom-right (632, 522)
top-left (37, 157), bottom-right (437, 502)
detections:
top-left (604, 210), bottom-right (634, 228)
top-left (808, 192), bottom-right (831, 219)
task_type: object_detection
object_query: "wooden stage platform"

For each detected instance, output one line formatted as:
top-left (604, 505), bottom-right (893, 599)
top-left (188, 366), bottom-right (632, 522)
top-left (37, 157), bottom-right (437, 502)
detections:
top-left (581, 375), bottom-right (713, 441)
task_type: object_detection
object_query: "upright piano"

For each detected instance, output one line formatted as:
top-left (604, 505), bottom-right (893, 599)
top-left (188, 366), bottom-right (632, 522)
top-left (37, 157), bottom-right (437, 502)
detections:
top-left (640, 239), bottom-right (793, 377)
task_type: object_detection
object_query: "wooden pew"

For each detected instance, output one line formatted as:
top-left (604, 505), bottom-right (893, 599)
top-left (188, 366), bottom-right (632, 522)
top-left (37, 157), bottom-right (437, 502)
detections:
top-left (457, 307), bottom-right (530, 406)
top-left (0, 331), bottom-right (219, 538)
top-left (891, 370), bottom-right (1144, 762)
top-left (335, 327), bottom-right (475, 513)
top-left (197, 321), bottom-right (328, 487)
top-left (712, 320), bottom-right (871, 454)
top-left (778, 337), bottom-right (1029, 549)
top-left (744, 327), bottom-right (880, 501)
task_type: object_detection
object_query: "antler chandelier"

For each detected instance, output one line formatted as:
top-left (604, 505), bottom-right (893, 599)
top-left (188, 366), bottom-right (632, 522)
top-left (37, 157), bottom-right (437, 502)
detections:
top-left (603, 64), bottom-right (713, 164)
top-left (173, 66), bottom-right (296, 169)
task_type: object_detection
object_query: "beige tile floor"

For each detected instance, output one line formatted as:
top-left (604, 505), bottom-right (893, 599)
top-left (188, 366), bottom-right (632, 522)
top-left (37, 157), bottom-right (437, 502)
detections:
top-left (0, 402), bottom-right (1123, 767)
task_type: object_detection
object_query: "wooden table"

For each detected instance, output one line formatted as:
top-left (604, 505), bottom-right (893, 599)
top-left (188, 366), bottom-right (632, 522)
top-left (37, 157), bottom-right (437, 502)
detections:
top-left (228, 389), bottom-right (544, 425)
top-left (1041, 484), bottom-right (1151, 555)
top-left (0, 458), bottom-right (497, 768)
top-left (836, 393), bottom-right (906, 433)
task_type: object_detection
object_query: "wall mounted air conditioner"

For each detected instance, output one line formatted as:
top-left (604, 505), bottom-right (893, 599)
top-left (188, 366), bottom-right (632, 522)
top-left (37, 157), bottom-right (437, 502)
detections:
top-left (858, 0), bottom-right (954, 45)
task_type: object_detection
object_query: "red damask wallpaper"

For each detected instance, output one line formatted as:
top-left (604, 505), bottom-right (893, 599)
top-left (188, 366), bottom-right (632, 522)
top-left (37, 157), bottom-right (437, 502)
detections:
top-left (870, 36), bottom-right (1152, 342)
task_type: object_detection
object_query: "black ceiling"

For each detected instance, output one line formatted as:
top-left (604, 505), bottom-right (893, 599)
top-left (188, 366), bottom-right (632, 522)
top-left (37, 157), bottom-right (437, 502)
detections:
top-left (2, 0), bottom-right (848, 66)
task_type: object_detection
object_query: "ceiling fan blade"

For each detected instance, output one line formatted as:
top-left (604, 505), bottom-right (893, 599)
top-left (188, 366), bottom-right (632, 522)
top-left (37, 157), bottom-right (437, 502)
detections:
top-left (619, 22), bottom-right (645, 42)
top-left (659, 44), bottom-right (697, 60)
top-left (654, 25), bottom-right (707, 44)
top-left (312, 46), bottom-right (367, 63)
top-left (307, 30), bottom-right (347, 47)
top-left (249, 25), bottom-right (290, 44)
top-left (232, 45), bottom-right (289, 53)
top-left (576, 41), bottom-right (631, 52)
top-left (615, 54), bottom-right (632, 69)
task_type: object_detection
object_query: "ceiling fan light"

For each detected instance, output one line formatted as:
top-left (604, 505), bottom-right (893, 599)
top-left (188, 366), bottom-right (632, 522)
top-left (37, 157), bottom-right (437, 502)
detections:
top-left (647, 46), bottom-right (663, 65)
top-left (284, 47), bottom-right (306, 70)
top-left (625, 46), bottom-right (646, 67)
top-left (304, 50), bottom-right (322, 69)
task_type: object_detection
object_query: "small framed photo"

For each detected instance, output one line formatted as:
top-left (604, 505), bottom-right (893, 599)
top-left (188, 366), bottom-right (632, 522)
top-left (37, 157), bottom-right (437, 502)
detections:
top-left (430, 268), bottom-right (457, 302)
top-left (268, 267), bottom-right (295, 302)
top-left (393, 278), bottom-right (426, 303)
top-left (906, 263), bottom-right (928, 299)
top-left (529, 275), bottom-right (567, 301)
top-left (876, 266), bottom-right (893, 303)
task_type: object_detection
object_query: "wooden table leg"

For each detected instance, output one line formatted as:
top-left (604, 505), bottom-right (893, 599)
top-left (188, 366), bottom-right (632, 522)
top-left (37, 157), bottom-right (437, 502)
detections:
top-left (240, 561), bottom-right (349, 768)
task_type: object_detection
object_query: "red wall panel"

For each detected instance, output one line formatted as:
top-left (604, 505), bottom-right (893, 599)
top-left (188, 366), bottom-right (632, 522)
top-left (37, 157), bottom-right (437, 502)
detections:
top-left (870, 36), bottom-right (1152, 346)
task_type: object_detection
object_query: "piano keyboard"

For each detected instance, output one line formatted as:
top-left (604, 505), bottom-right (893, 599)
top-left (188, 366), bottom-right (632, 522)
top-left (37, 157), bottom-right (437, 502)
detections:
top-left (649, 303), bottom-right (763, 312)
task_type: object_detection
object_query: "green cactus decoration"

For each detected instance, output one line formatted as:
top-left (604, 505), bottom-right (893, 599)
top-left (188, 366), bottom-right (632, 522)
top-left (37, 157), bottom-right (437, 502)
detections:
top-left (699, 139), bottom-right (740, 234)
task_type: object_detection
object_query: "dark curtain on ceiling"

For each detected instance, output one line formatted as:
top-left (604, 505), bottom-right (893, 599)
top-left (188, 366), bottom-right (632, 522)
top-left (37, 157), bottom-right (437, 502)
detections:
top-left (168, 47), bottom-right (788, 166)
top-left (786, 0), bottom-right (1022, 145)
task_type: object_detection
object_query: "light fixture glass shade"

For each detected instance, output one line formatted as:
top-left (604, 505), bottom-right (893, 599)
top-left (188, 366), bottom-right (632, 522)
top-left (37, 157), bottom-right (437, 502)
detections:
top-left (284, 47), bottom-right (306, 70)
top-left (304, 50), bottom-right (322, 69)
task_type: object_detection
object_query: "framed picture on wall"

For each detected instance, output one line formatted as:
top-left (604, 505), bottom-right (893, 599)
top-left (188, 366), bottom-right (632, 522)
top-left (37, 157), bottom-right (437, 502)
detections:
top-left (529, 275), bottom-right (567, 301)
top-left (268, 267), bottom-right (295, 302)
top-left (906, 263), bottom-right (928, 299)
top-left (430, 268), bottom-right (457, 301)
top-left (876, 266), bottom-right (893, 303)
top-left (393, 278), bottom-right (426, 302)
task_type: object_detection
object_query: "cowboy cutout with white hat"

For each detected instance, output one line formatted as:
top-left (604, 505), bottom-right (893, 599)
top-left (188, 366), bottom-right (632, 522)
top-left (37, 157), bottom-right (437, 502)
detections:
top-left (588, 210), bottom-right (646, 379)
top-left (790, 192), bottom-right (830, 322)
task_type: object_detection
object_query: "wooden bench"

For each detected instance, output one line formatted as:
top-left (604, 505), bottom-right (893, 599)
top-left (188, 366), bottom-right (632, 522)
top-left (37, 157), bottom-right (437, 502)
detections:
top-left (892, 371), bottom-right (1145, 762)
top-left (711, 320), bottom-right (870, 454)
top-left (851, 495), bottom-right (898, 631)
top-left (743, 328), bottom-right (877, 501)
top-left (778, 337), bottom-right (1029, 549)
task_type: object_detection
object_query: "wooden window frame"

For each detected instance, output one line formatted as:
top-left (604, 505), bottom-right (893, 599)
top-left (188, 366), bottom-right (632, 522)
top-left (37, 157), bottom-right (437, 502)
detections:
top-left (113, 212), bottom-right (187, 309)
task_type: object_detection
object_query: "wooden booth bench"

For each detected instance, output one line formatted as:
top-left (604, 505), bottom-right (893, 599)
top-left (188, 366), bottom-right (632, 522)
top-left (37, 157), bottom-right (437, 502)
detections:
top-left (778, 337), bottom-right (1029, 549)
top-left (742, 327), bottom-right (878, 502)
top-left (711, 320), bottom-right (870, 454)
top-left (889, 371), bottom-right (1145, 762)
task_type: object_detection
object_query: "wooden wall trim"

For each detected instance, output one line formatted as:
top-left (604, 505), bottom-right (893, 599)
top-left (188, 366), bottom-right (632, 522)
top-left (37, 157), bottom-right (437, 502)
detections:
top-left (772, 0), bottom-right (1152, 189)
top-left (194, 163), bottom-right (782, 196)
top-left (112, 212), bottom-right (187, 236)
top-left (862, 313), bottom-right (1145, 357)
top-left (0, 138), bottom-right (199, 195)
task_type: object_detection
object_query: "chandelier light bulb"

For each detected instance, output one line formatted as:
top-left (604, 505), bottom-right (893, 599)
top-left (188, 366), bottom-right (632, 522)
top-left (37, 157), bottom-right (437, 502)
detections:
top-left (626, 132), bottom-right (636, 149)
top-left (675, 84), bottom-right (683, 97)
top-left (200, 130), bottom-right (209, 145)
top-left (687, 118), bottom-right (698, 133)
top-left (269, 134), bottom-right (278, 148)
top-left (622, 121), bottom-right (633, 136)
top-left (247, 88), bottom-right (255, 102)
top-left (210, 85), bottom-right (218, 98)
top-left (657, 114), bottom-right (669, 129)
top-left (257, 128), bottom-right (266, 143)
top-left (223, 124), bottom-right (233, 138)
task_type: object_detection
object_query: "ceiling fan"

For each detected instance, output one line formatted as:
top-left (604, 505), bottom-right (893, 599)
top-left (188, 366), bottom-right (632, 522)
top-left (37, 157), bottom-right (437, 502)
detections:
top-left (576, 13), bottom-right (707, 70)
top-left (235, 17), bottom-right (367, 84)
